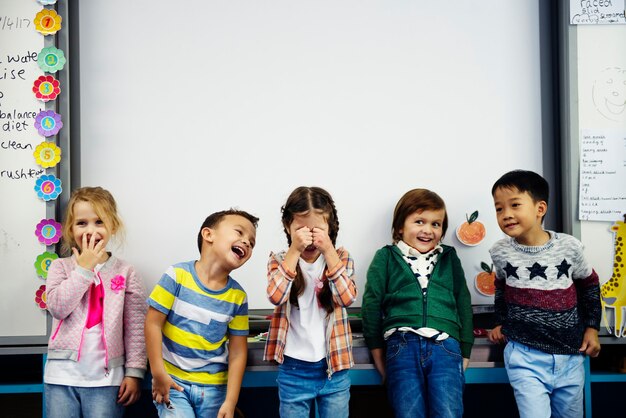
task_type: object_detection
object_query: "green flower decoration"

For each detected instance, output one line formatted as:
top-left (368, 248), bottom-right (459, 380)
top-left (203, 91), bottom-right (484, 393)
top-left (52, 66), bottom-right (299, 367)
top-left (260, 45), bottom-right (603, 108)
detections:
top-left (38, 46), bottom-right (66, 73)
top-left (35, 251), bottom-right (59, 279)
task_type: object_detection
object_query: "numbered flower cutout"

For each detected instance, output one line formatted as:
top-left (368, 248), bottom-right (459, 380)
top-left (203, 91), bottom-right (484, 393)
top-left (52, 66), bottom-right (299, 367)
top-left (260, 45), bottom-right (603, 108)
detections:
top-left (34, 110), bottom-right (63, 137)
top-left (38, 46), bottom-right (66, 73)
top-left (34, 8), bottom-right (62, 35)
top-left (35, 251), bottom-right (59, 279)
top-left (35, 285), bottom-right (47, 310)
top-left (456, 210), bottom-right (486, 246)
top-left (35, 219), bottom-right (62, 246)
top-left (32, 75), bottom-right (61, 102)
top-left (37, 0), bottom-right (58, 5)
top-left (34, 174), bottom-right (62, 201)
top-left (475, 262), bottom-right (496, 296)
top-left (33, 142), bottom-right (62, 168)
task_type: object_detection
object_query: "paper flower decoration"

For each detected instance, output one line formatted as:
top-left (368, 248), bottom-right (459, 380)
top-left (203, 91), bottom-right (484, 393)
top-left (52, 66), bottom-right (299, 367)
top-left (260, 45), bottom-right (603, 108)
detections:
top-left (32, 75), bottom-right (61, 102)
top-left (34, 8), bottom-right (62, 35)
top-left (33, 142), bottom-right (62, 168)
top-left (111, 275), bottom-right (126, 293)
top-left (35, 285), bottom-right (47, 309)
top-left (34, 110), bottom-right (63, 137)
top-left (38, 46), bottom-right (66, 73)
top-left (35, 218), bottom-right (62, 245)
top-left (37, 0), bottom-right (58, 5)
top-left (35, 251), bottom-right (59, 279)
top-left (34, 174), bottom-right (62, 201)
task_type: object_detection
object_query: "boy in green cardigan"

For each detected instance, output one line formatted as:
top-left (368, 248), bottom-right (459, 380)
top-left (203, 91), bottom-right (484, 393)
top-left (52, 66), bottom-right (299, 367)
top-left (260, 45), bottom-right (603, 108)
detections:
top-left (362, 189), bottom-right (474, 418)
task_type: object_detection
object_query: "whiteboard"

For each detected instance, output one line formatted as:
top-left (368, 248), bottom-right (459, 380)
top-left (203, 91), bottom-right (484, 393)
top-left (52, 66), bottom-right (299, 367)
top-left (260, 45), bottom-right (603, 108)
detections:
top-left (0, 0), bottom-right (48, 340)
top-left (78, 1), bottom-right (547, 309)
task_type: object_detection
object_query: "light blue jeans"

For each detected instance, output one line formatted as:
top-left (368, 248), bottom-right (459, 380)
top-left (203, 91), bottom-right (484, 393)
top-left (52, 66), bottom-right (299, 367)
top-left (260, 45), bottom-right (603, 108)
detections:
top-left (504, 340), bottom-right (585, 418)
top-left (277, 355), bottom-right (351, 418)
top-left (45, 384), bottom-right (124, 418)
top-left (153, 377), bottom-right (227, 418)
top-left (385, 332), bottom-right (465, 418)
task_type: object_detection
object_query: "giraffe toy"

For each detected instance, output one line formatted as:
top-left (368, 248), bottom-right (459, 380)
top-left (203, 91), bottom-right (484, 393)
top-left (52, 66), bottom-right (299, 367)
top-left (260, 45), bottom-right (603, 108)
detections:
top-left (601, 214), bottom-right (626, 337)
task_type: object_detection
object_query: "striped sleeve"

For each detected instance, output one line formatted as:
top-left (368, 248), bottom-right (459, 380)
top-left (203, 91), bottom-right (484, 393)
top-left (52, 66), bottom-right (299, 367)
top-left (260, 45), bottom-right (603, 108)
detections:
top-left (148, 266), bottom-right (178, 314)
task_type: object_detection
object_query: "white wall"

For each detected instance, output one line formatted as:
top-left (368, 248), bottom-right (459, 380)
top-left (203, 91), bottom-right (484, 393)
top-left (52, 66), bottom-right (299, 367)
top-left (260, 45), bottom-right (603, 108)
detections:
top-left (78, 1), bottom-right (545, 308)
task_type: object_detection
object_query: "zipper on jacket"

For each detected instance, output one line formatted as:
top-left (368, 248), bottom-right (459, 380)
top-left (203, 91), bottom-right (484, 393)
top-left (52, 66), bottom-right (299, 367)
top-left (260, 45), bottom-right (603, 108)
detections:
top-left (422, 287), bottom-right (428, 327)
top-left (98, 271), bottom-right (110, 376)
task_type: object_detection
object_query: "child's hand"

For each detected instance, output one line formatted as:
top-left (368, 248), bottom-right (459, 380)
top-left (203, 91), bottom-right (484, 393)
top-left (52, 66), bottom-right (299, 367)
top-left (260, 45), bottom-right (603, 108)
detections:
top-left (151, 372), bottom-right (183, 405)
top-left (217, 400), bottom-right (236, 418)
top-left (72, 232), bottom-right (107, 270)
top-left (488, 325), bottom-right (506, 344)
top-left (117, 376), bottom-right (141, 406)
top-left (463, 358), bottom-right (470, 371)
top-left (311, 227), bottom-right (333, 254)
top-left (579, 327), bottom-right (601, 357)
top-left (291, 226), bottom-right (313, 253)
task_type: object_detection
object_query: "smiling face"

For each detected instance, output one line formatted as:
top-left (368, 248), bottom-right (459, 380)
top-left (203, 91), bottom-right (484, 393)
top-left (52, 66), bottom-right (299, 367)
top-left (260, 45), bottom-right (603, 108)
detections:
top-left (288, 210), bottom-right (329, 262)
top-left (592, 67), bottom-right (626, 121)
top-left (72, 200), bottom-right (111, 251)
top-left (205, 214), bottom-right (256, 270)
top-left (493, 186), bottom-right (547, 246)
top-left (400, 209), bottom-right (445, 254)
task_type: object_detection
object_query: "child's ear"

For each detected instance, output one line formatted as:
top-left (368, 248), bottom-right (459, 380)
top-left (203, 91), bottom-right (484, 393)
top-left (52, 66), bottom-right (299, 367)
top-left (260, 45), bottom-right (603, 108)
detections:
top-left (536, 200), bottom-right (548, 218)
top-left (201, 227), bottom-right (214, 244)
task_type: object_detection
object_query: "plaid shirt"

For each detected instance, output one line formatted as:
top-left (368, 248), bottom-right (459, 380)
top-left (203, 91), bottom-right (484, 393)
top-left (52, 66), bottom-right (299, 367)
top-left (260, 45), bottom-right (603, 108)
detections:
top-left (263, 247), bottom-right (357, 376)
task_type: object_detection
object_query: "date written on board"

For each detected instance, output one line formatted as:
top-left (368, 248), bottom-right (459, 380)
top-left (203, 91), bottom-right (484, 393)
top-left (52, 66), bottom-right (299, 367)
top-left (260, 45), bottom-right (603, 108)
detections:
top-left (0, 17), bottom-right (31, 31)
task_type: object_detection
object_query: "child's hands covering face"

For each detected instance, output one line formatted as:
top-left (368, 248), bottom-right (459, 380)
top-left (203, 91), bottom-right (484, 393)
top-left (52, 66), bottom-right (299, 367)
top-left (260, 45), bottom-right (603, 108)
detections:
top-left (311, 227), bottom-right (333, 254)
top-left (72, 233), bottom-right (108, 270)
top-left (292, 226), bottom-right (313, 253)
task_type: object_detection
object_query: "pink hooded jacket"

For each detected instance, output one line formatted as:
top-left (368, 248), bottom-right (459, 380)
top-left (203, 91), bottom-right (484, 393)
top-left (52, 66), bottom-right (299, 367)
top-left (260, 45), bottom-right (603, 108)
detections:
top-left (46, 256), bottom-right (147, 378)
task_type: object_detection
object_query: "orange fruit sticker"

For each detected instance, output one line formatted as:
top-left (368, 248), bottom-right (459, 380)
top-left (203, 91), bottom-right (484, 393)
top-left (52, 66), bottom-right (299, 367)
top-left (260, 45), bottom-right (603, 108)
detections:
top-left (456, 210), bottom-right (486, 246)
top-left (475, 262), bottom-right (495, 296)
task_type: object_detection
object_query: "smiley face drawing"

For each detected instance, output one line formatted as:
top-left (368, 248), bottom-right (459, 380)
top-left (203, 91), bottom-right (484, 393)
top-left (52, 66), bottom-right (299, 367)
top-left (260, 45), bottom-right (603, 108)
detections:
top-left (592, 67), bottom-right (626, 122)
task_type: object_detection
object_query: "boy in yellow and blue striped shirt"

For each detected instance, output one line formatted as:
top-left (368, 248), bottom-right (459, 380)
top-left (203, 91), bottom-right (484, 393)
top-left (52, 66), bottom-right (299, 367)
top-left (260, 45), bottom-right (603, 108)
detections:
top-left (145, 209), bottom-right (258, 418)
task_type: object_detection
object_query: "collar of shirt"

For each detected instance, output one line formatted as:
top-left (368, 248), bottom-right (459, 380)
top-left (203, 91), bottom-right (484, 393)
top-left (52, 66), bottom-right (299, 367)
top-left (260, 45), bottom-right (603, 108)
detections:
top-left (396, 240), bottom-right (442, 259)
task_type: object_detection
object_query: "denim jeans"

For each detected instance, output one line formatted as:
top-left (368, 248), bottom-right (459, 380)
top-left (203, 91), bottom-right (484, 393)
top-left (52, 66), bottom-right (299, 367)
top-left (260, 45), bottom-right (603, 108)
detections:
top-left (152, 377), bottom-right (227, 418)
top-left (277, 355), bottom-right (351, 418)
top-left (385, 332), bottom-right (465, 418)
top-left (45, 384), bottom-right (124, 418)
top-left (504, 340), bottom-right (585, 418)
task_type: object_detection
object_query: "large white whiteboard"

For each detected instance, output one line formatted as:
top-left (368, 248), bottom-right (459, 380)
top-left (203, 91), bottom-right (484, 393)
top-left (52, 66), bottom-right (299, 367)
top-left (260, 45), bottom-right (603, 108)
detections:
top-left (0, 0), bottom-right (48, 340)
top-left (78, 1), bottom-right (546, 309)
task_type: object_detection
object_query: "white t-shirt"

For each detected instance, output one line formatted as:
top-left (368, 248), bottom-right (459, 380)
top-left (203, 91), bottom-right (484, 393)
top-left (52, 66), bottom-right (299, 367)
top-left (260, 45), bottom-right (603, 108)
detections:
top-left (284, 255), bottom-right (328, 362)
top-left (44, 264), bottom-right (124, 387)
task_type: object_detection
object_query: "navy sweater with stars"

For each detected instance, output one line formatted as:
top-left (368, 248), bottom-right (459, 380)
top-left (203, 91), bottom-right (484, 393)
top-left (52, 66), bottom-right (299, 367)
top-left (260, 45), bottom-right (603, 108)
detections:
top-left (489, 231), bottom-right (601, 354)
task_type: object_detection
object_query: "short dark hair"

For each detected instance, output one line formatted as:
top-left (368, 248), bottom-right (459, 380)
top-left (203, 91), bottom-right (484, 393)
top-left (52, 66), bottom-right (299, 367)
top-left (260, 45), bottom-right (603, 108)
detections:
top-left (392, 189), bottom-right (448, 242)
top-left (491, 170), bottom-right (549, 205)
top-left (197, 209), bottom-right (259, 253)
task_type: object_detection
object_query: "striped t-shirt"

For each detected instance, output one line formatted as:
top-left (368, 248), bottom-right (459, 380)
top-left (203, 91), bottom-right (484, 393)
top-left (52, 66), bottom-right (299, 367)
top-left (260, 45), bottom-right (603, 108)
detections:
top-left (148, 260), bottom-right (248, 385)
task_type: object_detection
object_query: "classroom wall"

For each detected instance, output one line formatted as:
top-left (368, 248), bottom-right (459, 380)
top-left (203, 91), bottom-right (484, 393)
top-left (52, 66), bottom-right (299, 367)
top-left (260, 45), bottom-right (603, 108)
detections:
top-left (76, 1), bottom-right (550, 309)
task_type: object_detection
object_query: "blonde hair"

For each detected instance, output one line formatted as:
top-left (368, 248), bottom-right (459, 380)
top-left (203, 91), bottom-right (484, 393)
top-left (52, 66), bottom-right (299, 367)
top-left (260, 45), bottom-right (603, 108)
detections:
top-left (61, 187), bottom-right (124, 255)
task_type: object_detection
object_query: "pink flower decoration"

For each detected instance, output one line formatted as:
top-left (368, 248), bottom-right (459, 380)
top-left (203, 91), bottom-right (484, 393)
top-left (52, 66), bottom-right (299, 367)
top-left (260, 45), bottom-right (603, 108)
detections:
top-left (35, 218), bottom-right (62, 245)
top-left (35, 285), bottom-right (47, 309)
top-left (111, 275), bottom-right (126, 292)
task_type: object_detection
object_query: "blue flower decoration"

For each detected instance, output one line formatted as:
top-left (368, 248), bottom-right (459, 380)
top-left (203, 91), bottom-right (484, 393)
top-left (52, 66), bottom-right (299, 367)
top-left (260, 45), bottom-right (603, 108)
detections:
top-left (34, 174), bottom-right (62, 201)
top-left (37, 0), bottom-right (58, 5)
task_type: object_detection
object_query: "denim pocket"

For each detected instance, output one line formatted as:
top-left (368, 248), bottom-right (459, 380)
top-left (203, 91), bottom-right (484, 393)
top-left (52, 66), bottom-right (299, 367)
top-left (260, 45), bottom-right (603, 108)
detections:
top-left (436, 338), bottom-right (462, 359)
top-left (385, 340), bottom-right (405, 363)
top-left (204, 319), bottom-right (228, 343)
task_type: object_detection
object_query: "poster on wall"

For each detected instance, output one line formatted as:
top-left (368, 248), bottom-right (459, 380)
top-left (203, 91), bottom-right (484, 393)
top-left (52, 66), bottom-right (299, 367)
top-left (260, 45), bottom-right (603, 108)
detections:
top-left (579, 129), bottom-right (626, 221)
top-left (570, 1), bottom-right (626, 25)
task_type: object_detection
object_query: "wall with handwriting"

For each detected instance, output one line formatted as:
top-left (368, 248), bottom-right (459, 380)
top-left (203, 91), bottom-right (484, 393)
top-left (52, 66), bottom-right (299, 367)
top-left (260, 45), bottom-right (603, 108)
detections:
top-left (0, 0), bottom-right (47, 340)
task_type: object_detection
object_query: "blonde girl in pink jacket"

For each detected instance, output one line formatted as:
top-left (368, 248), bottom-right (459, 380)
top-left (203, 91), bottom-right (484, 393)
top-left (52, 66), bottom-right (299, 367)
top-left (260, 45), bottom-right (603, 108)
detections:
top-left (44, 187), bottom-right (147, 418)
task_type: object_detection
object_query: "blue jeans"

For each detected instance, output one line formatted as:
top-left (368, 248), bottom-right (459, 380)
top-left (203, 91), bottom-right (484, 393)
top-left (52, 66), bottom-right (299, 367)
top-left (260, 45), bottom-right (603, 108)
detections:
top-left (153, 377), bottom-right (227, 418)
top-left (385, 332), bottom-right (465, 418)
top-left (277, 355), bottom-right (351, 418)
top-left (45, 384), bottom-right (124, 418)
top-left (504, 340), bottom-right (585, 418)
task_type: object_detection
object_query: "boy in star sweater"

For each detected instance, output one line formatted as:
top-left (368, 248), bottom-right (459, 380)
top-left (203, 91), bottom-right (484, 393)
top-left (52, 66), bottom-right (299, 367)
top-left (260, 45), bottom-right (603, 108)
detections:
top-left (487, 170), bottom-right (601, 418)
